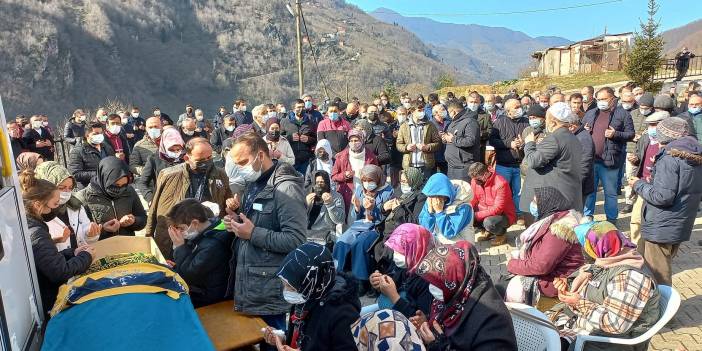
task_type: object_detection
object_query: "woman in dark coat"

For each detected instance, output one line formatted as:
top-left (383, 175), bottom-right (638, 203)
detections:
top-left (75, 156), bottom-right (146, 238)
top-left (264, 243), bottom-right (360, 351)
top-left (19, 169), bottom-right (93, 315)
top-left (166, 199), bottom-right (233, 308)
top-left (136, 128), bottom-right (185, 203)
top-left (414, 241), bottom-right (517, 351)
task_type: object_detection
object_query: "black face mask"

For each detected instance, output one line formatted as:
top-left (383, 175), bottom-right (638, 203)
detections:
top-left (317, 151), bottom-right (329, 161)
top-left (192, 159), bottom-right (214, 174)
top-left (268, 130), bottom-right (281, 141)
top-left (106, 185), bottom-right (127, 198)
top-left (41, 209), bottom-right (57, 222)
top-left (367, 112), bottom-right (378, 121)
top-left (314, 185), bottom-right (325, 197)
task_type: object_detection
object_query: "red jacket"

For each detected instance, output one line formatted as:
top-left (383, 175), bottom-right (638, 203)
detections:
top-left (332, 147), bottom-right (378, 215)
top-left (470, 171), bottom-right (516, 224)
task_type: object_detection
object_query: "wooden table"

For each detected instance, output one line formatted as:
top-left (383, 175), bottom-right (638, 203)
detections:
top-left (196, 301), bottom-right (267, 350)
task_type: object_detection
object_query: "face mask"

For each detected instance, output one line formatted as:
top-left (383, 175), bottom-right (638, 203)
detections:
top-left (192, 159), bottom-right (214, 174)
top-left (304, 101), bottom-right (313, 109)
top-left (329, 112), bottom-right (339, 121)
top-left (317, 151), bottom-right (329, 161)
top-left (466, 103), bottom-right (479, 112)
top-left (597, 100), bottom-right (610, 111)
top-left (689, 106), bottom-right (702, 115)
top-left (196, 115), bottom-right (204, 121)
top-left (240, 105), bottom-right (247, 112)
top-left (78, 115), bottom-right (87, 122)
top-left (183, 129), bottom-right (195, 136)
top-left (413, 112), bottom-right (425, 122)
top-left (99, 115), bottom-right (108, 122)
top-left (147, 128), bottom-right (161, 139)
top-left (283, 290), bottom-right (307, 305)
top-left (267, 130), bottom-right (280, 141)
top-left (647, 128), bottom-right (657, 139)
top-left (402, 102), bottom-right (411, 109)
top-left (484, 103), bottom-right (495, 111)
top-left (154, 110), bottom-right (161, 116)
top-left (529, 201), bottom-right (539, 219)
top-left (32, 121), bottom-right (42, 129)
top-left (108, 125), bottom-right (121, 135)
top-left (279, 107), bottom-right (287, 114)
top-left (184, 224), bottom-right (200, 240)
top-left (121, 118), bottom-right (129, 125)
top-left (393, 252), bottom-right (406, 268)
top-left (397, 114), bottom-right (406, 124)
top-left (539, 102), bottom-right (549, 109)
top-left (237, 153), bottom-right (262, 182)
top-left (639, 108), bottom-right (652, 116)
top-left (428, 284), bottom-right (444, 302)
top-left (166, 150), bottom-right (182, 160)
top-left (133, 113), bottom-right (140, 118)
top-left (529, 119), bottom-right (544, 128)
top-left (511, 108), bottom-right (523, 119)
top-left (620, 102), bottom-right (633, 111)
top-left (266, 112), bottom-right (276, 120)
top-left (89, 134), bottom-right (104, 145)
top-left (367, 112), bottom-right (378, 121)
top-left (42, 121), bottom-right (49, 127)
top-left (400, 183), bottom-right (412, 194)
top-left (634, 95), bottom-right (642, 102)
top-left (582, 95), bottom-right (590, 103)
top-left (495, 103), bottom-right (503, 109)
top-left (106, 185), bottom-right (127, 198)
top-left (225, 125), bottom-right (235, 132)
top-left (58, 191), bottom-right (72, 205)
top-left (363, 181), bottom-right (377, 191)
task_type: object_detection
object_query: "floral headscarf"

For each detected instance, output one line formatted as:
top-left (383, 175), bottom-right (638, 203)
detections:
top-left (575, 221), bottom-right (636, 260)
top-left (385, 223), bottom-right (435, 272)
top-left (16, 152), bottom-right (42, 172)
top-left (351, 309), bottom-right (425, 351)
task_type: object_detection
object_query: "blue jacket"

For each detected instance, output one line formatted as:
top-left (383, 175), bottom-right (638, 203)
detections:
top-left (582, 105), bottom-right (635, 167)
top-left (634, 137), bottom-right (702, 244)
top-left (419, 173), bottom-right (473, 240)
top-left (351, 184), bottom-right (395, 224)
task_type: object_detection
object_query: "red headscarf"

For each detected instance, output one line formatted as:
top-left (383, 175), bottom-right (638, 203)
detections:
top-left (416, 241), bottom-right (481, 334)
top-left (384, 223), bottom-right (435, 272)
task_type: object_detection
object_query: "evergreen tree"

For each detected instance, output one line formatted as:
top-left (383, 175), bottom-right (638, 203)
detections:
top-left (624, 0), bottom-right (664, 91)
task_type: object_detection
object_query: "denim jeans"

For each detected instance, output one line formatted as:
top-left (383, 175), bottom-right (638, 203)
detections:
top-left (495, 164), bottom-right (521, 214)
top-left (584, 161), bottom-right (620, 221)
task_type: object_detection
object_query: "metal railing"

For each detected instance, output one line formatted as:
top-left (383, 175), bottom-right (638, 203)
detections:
top-left (653, 56), bottom-right (702, 81)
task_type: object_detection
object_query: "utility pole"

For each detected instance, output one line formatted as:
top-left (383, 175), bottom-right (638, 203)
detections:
top-left (295, 0), bottom-right (304, 97)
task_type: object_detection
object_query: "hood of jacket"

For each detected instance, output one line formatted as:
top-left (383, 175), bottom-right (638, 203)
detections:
top-left (422, 173), bottom-right (457, 203)
top-left (268, 161), bottom-right (304, 188)
top-left (322, 272), bottom-right (360, 310)
top-left (666, 136), bottom-right (702, 166)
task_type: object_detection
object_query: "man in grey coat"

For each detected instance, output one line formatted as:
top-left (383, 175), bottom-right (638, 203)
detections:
top-left (224, 132), bottom-right (306, 335)
top-left (522, 102), bottom-right (583, 212)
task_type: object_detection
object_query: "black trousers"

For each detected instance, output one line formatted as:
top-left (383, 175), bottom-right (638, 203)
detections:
top-left (475, 215), bottom-right (510, 235)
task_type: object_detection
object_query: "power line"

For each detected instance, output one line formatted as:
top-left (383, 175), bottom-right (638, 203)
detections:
top-left (299, 7), bottom-right (342, 98)
top-left (371, 0), bottom-right (622, 17)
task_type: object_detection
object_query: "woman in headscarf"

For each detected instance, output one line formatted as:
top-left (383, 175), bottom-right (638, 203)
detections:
top-left (305, 170), bottom-right (345, 248)
top-left (332, 129), bottom-right (378, 215)
top-left (304, 139), bottom-right (334, 192)
top-left (352, 309), bottom-right (425, 351)
top-left (16, 152), bottom-right (44, 172)
top-left (264, 242), bottom-right (360, 351)
top-left (500, 186), bottom-right (584, 306)
top-left (136, 127), bottom-right (185, 203)
top-left (414, 241), bottom-right (517, 351)
top-left (35, 161), bottom-right (101, 250)
top-left (75, 156), bottom-right (146, 238)
top-left (349, 164), bottom-right (395, 224)
top-left (263, 117), bottom-right (295, 165)
top-left (368, 223), bottom-right (435, 318)
top-left (354, 119), bottom-right (391, 165)
top-left (419, 173), bottom-right (474, 244)
top-left (548, 221), bottom-right (661, 351)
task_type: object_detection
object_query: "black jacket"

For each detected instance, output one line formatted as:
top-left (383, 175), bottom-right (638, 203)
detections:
top-left (63, 121), bottom-right (86, 146)
top-left (22, 127), bottom-right (54, 160)
top-left (68, 142), bottom-right (116, 188)
top-left (180, 129), bottom-right (208, 145)
top-left (210, 126), bottom-right (234, 153)
top-left (365, 134), bottom-right (391, 166)
top-left (281, 114), bottom-right (317, 165)
top-left (28, 216), bottom-right (92, 315)
top-left (135, 154), bottom-right (181, 203)
top-left (390, 267), bottom-right (433, 317)
top-left (445, 109), bottom-right (481, 169)
top-left (104, 132), bottom-right (132, 163)
top-left (582, 105), bottom-right (635, 167)
top-left (427, 270), bottom-right (517, 351)
top-left (489, 115), bottom-right (530, 167)
top-left (575, 127), bottom-right (595, 196)
top-left (373, 191), bottom-right (427, 272)
top-left (287, 273), bottom-right (360, 351)
top-left (10, 137), bottom-right (24, 160)
top-left (173, 220), bottom-right (233, 308)
top-left (232, 111), bottom-right (253, 126)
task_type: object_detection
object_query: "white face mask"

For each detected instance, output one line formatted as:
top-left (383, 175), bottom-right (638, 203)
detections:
top-left (539, 102), bottom-right (549, 109)
top-left (237, 153), bottom-right (262, 183)
top-left (283, 290), bottom-right (307, 305)
top-left (154, 110), bottom-right (161, 116)
top-left (466, 102), bottom-right (479, 112)
top-left (279, 107), bottom-right (287, 114)
top-left (400, 183), bottom-right (412, 194)
top-left (402, 102), bottom-right (411, 109)
top-left (196, 115), bottom-right (204, 121)
top-left (89, 134), bottom-right (104, 145)
top-left (108, 125), bottom-right (121, 135)
top-left (511, 108), bottom-right (523, 119)
top-left (363, 181), bottom-right (377, 191)
top-left (428, 284), bottom-right (444, 302)
top-left (58, 191), bottom-right (72, 205)
top-left (621, 102), bottom-right (633, 110)
top-left (132, 113), bottom-right (140, 118)
top-left (184, 224), bottom-right (200, 240)
top-left (78, 115), bottom-right (87, 122)
top-left (225, 125), bottom-right (235, 132)
top-left (121, 118), bottom-right (129, 125)
top-left (32, 121), bottom-right (42, 129)
top-left (42, 121), bottom-right (49, 127)
top-left (397, 114), bottom-right (406, 124)
top-left (166, 150), bottom-right (182, 159)
top-left (147, 128), bottom-right (161, 139)
top-left (240, 105), bottom-right (247, 112)
top-left (183, 129), bottom-right (195, 136)
top-left (393, 252), bottom-right (406, 268)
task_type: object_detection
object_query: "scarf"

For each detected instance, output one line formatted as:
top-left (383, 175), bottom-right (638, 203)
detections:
top-left (352, 309), bottom-right (425, 351)
top-left (384, 223), bottom-right (435, 271)
top-left (416, 241), bottom-right (481, 334)
top-left (16, 152), bottom-right (42, 171)
top-left (401, 167), bottom-right (426, 200)
top-left (90, 156), bottom-right (131, 199)
top-left (533, 187), bottom-right (571, 220)
top-left (314, 139), bottom-right (334, 176)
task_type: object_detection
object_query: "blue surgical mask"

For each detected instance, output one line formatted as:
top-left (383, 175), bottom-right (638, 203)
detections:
top-left (329, 112), bottom-right (339, 121)
top-left (639, 108), bottom-right (652, 116)
top-left (484, 103), bottom-right (495, 111)
top-left (363, 181), bottom-right (377, 191)
top-left (539, 102), bottom-right (549, 109)
top-left (466, 103), bottom-right (479, 112)
top-left (283, 290), bottom-right (307, 305)
top-left (689, 106), bottom-right (702, 115)
top-left (304, 101), bottom-right (312, 109)
top-left (529, 201), bottom-right (539, 218)
top-left (597, 100), bottom-right (610, 111)
top-left (529, 119), bottom-right (544, 128)
top-left (647, 128), bottom-right (657, 139)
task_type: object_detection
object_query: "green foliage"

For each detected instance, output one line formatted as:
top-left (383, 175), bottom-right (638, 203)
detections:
top-left (624, 0), bottom-right (665, 91)
top-left (434, 73), bottom-right (456, 90)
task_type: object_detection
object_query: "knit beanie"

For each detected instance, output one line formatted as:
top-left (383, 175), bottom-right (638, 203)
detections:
top-left (656, 116), bottom-right (689, 144)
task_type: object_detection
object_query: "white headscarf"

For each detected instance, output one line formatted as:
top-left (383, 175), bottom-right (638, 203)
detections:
top-left (315, 139), bottom-right (334, 175)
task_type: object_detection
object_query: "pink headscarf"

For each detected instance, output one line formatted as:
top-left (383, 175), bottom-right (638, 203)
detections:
top-left (158, 128), bottom-right (184, 161)
top-left (385, 223), bottom-right (435, 271)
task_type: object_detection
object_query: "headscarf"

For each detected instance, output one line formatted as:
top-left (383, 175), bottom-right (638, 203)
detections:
top-left (158, 127), bottom-right (185, 162)
top-left (347, 128), bottom-right (365, 143)
top-left (416, 241), bottom-right (482, 334)
top-left (35, 161), bottom-right (72, 187)
top-left (265, 117), bottom-right (281, 141)
top-left (533, 187), bottom-right (571, 220)
top-left (90, 156), bottom-right (131, 199)
top-left (355, 119), bottom-right (374, 143)
top-left (16, 152), bottom-right (42, 172)
top-left (385, 223), bottom-right (435, 271)
top-left (575, 221), bottom-right (636, 260)
top-left (401, 168), bottom-right (425, 199)
top-left (315, 139), bottom-right (334, 175)
top-left (360, 164), bottom-right (386, 190)
top-left (233, 124), bottom-right (254, 139)
top-left (351, 309), bottom-right (426, 351)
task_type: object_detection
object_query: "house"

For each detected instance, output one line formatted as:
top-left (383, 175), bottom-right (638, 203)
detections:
top-left (532, 32), bottom-right (633, 77)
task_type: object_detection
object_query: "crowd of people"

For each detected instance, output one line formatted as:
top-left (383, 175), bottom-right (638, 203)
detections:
top-left (11, 80), bottom-right (702, 350)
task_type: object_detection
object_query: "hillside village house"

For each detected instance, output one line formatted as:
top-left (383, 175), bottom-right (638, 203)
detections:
top-left (532, 32), bottom-right (633, 77)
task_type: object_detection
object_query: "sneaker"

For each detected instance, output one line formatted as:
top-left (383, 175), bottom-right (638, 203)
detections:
top-left (621, 204), bottom-right (634, 214)
top-left (491, 235), bottom-right (508, 246)
top-left (475, 230), bottom-right (493, 242)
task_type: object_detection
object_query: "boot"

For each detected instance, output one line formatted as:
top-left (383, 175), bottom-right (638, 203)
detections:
top-left (491, 235), bottom-right (508, 246)
top-left (621, 203), bottom-right (634, 214)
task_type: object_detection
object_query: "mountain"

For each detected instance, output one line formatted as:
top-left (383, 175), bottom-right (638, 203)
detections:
top-left (662, 19), bottom-right (702, 56)
top-left (369, 7), bottom-right (571, 82)
top-left (0, 0), bottom-right (464, 122)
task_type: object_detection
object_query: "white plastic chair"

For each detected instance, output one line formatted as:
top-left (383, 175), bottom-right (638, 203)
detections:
top-left (507, 302), bottom-right (562, 351)
top-left (572, 285), bottom-right (681, 351)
